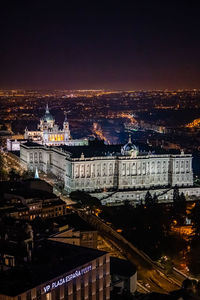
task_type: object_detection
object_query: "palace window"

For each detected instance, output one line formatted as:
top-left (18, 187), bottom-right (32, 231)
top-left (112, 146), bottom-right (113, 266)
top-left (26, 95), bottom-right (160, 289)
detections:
top-left (75, 166), bottom-right (79, 178)
top-left (122, 163), bottom-right (126, 176)
top-left (157, 161), bottom-right (161, 174)
top-left (151, 162), bottom-right (155, 174)
top-left (142, 162), bottom-right (146, 174)
top-left (132, 162), bottom-right (136, 175)
top-left (97, 164), bottom-right (101, 176)
top-left (34, 152), bottom-right (38, 163)
top-left (80, 165), bottom-right (85, 177)
top-left (29, 153), bottom-right (33, 163)
top-left (163, 161), bottom-right (166, 173)
top-left (39, 152), bottom-right (42, 162)
top-left (109, 163), bottom-right (113, 176)
top-left (86, 164), bottom-right (90, 177)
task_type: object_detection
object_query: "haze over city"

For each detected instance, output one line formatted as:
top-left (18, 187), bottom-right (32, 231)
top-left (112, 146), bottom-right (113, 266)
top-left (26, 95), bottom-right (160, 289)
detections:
top-left (1, 2), bottom-right (200, 90)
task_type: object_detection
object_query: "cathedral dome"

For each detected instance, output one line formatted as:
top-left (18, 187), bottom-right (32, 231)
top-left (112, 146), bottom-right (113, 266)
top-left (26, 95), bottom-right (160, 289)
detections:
top-left (41, 104), bottom-right (55, 122)
top-left (121, 136), bottom-right (138, 156)
top-left (42, 112), bottom-right (54, 122)
top-left (122, 142), bottom-right (137, 152)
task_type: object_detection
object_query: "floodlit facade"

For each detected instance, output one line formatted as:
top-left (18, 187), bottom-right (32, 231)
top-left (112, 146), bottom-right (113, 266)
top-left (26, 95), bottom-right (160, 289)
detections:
top-left (7, 105), bottom-right (88, 151)
top-left (20, 137), bottom-right (194, 197)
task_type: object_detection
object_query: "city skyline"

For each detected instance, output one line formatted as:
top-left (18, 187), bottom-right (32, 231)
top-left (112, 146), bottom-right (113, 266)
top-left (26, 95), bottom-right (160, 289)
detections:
top-left (2, 3), bottom-right (200, 297)
top-left (1, 2), bottom-right (200, 90)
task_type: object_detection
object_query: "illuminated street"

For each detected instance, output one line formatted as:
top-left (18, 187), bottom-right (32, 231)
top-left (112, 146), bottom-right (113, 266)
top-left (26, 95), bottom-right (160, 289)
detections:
top-left (77, 210), bottom-right (186, 294)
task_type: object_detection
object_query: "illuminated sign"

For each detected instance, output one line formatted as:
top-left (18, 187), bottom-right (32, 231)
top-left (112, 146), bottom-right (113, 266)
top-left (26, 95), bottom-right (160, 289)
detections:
top-left (43, 265), bottom-right (92, 293)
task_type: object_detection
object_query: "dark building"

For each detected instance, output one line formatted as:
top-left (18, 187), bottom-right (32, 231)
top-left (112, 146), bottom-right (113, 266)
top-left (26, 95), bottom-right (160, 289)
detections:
top-left (0, 239), bottom-right (110, 300)
top-left (0, 179), bottom-right (67, 220)
top-left (110, 257), bottom-right (137, 295)
top-left (0, 217), bottom-right (34, 268)
top-left (48, 214), bottom-right (98, 249)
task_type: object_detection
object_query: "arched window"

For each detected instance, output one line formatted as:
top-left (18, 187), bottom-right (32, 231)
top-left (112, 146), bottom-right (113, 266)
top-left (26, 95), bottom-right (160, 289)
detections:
top-left (122, 163), bottom-right (126, 176)
top-left (29, 153), bottom-right (33, 163)
top-left (39, 152), bottom-right (42, 163)
top-left (103, 163), bottom-right (107, 176)
top-left (151, 162), bottom-right (155, 174)
top-left (92, 164), bottom-right (95, 177)
top-left (34, 152), bottom-right (38, 163)
top-left (132, 163), bottom-right (136, 175)
top-left (109, 163), bottom-right (113, 176)
top-left (157, 161), bottom-right (161, 174)
top-left (97, 164), bottom-right (101, 177)
top-left (86, 164), bottom-right (90, 177)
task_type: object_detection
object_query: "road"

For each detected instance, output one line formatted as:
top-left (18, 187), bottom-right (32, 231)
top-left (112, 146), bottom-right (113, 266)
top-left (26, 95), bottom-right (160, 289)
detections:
top-left (77, 210), bottom-right (186, 294)
top-left (1, 151), bottom-right (25, 174)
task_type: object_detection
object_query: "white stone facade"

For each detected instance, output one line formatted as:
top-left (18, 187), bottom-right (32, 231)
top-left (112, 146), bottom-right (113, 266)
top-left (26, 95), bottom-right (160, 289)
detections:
top-left (7, 105), bottom-right (88, 151)
top-left (94, 186), bottom-right (200, 205)
top-left (24, 104), bottom-right (88, 147)
top-left (20, 142), bottom-right (193, 196)
top-left (7, 138), bottom-right (28, 151)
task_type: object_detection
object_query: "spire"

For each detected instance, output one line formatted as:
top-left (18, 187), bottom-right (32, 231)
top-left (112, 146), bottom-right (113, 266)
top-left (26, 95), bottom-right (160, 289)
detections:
top-left (128, 134), bottom-right (132, 144)
top-left (64, 111), bottom-right (68, 122)
top-left (34, 167), bottom-right (39, 179)
top-left (46, 103), bottom-right (49, 113)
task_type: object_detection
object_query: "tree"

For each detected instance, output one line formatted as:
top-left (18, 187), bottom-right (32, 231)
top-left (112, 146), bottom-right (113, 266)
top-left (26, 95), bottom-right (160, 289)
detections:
top-left (190, 200), bottom-right (200, 236)
top-left (173, 187), bottom-right (186, 224)
top-left (152, 193), bottom-right (158, 205)
top-left (70, 191), bottom-right (101, 211)
top-left (173, 186), bottom-right (180, 202)
top-left (124, 200), bottom-right (131, 207)
top-left (145, 191), bottom-right (153, 207)
top-left (9, 168), bottom-right (21, 181)
top-left (22, 170), bottom-right (33, 180)
top-left (180, 192), bottom-right (186, 201)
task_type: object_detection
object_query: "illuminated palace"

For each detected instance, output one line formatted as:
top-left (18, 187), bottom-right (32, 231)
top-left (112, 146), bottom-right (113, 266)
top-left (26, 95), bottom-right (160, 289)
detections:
top-left (20, 137), bottom-right (200, 204)
top-left (7, 105), bottom-right (88, 151)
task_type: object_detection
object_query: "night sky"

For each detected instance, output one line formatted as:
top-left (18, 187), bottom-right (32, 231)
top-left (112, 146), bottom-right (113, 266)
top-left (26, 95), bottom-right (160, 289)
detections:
top-left (1, 2), bottom-right (200, 90)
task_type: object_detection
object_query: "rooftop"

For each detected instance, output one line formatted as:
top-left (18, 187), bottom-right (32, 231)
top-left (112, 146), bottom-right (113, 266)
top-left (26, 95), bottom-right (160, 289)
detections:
top-left (22, 140), bottom-right (183, 159)
top-left (0, 179), bottom-right (53, 198)
top-left (45, 213), bottom-right (96, 232)
top-left (0, 239), bottom-right (107, 296)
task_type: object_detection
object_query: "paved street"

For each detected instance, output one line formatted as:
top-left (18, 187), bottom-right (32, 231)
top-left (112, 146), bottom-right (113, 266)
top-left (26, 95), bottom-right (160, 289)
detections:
top-left (77, 211), bottom-right (187, 294)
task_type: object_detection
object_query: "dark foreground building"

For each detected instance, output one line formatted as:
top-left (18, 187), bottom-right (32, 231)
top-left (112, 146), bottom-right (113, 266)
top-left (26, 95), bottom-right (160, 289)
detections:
top-left (0, 240), bottom-right (110, 300)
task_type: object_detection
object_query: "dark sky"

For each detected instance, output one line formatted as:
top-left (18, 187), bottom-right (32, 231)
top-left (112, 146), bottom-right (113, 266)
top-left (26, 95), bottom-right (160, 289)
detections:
top-left (1, 1), bottom-right (200, 90)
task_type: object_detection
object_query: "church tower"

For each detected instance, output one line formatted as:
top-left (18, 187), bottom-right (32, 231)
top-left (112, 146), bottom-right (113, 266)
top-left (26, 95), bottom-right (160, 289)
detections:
top-left (38, 104), bottom-right (55, 131)
top-left (63, 112), bottom-right (71, 142)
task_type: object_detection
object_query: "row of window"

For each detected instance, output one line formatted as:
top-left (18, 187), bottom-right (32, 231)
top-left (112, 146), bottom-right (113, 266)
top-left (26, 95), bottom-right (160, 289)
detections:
top-left (29, 152), bottom-right (43, 163)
